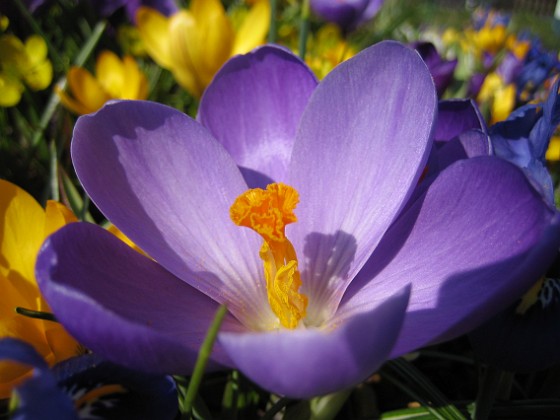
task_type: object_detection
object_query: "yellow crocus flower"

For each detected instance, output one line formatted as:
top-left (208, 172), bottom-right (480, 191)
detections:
top-left (304, 24), bottom-right (355, 80)
top-left (137, 0), bottom-right (270, 98)
top-left (477, 72), bottom-right (516, 124)
top-left (56, 50), bottom-right (149, 115)
top-left (0, 180), bottom-right (80, 398)
top-left (0, 34), bottom-right (52, 107)
top-left (546, 135), bottom-right (560, 161)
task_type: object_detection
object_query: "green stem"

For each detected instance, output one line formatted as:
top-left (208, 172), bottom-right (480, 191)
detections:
top-left (30, 20), bottom-right (107, 150)
top-left (262, 397), bottom-right (292, 420)
top-left (474, 366), bottom-right (502, 420)
top-left (310, 389), bottom-right (352, 420)
top-left (298, 0), bottom-right (310, 60)
top-left (268, 0), bottom-right (278, 43)
top-left (381, 371), bottom-right (448, 420)
top-left (182, 305), bottom-right (228, 419)
top-left (49, 140), bottom-right (59, 201)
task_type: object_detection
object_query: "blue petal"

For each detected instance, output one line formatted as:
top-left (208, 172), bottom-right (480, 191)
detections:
top-left (53, 355), bottom-right (179, 420)
top-left (0, 338), bottom-right (76, 420)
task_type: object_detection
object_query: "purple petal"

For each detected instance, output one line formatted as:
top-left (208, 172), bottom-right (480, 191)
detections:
top-left (0, 337), bottom-right (48, 370)
top-left (36, 222), bottom-right (246, 373)
top-left (219, 286), bottom-right (409, 398)
top-left (434, 99), bottom-right (487, 142)
top-left (199, 45), bottom-right (317, 188)
top-left (335, 156), bottom-right (560, 356)
top-left (412, 42), bottom-right (457, 97)
top-left (71, 100), bottom-right (276, 328)
top-left (310, 0), bottom-right (369, 30)
top-left (288, 41), bottom-right (437, 324)
top-left (310, 0), bottom-right (383, 31)
top-left (429, 129), bottom-right (491, 176)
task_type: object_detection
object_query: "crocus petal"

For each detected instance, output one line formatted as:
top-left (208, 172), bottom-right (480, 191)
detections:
top-left (44, 201), bottom-right (78, 238)
top-left (36, 222), bottom-right (246, 373)
top-left (167, 10), bottom-right (205, 96)
top-left (310, 0), bottom-right (369, 30)
top-left (121, 55), bottom-right (148, 99)
top-left (231, 0), bottom-right (270, 56)
top-left (66, 67), bottom-right (111, 113)
top-left (186, 0), bottom-right (234, 89)
top-left (71, 100), bottom-right (275, 328)
top-left (199, 45), bottom-right (317, 187)
top-left (55, 86), bottom-right (94, 115)
top-left (336, 156), bottom-right (560, 357)
top-left (428, 129), bottom-right (491, 177)
top-left (288, 41), bottom-right (436, 324)
top-left (136, 7), bottom-right (173, 69)
top-left (0, 337), bottom-right (48, 369)
top-left (219, 286), bottom-right (410, 398)
top-left (95, 50), bottom-right (125, 98)
top-left (0, 179), bottom-right (45, 288)
top-left (434, 99), bottom-right (487, 142)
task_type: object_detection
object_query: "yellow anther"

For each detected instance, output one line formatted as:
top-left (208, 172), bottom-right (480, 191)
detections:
top-left (230, 183), bottom-right (307, 329)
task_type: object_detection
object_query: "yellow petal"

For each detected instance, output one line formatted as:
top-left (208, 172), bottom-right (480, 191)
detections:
top-left (190, 0), bottom-right (234, 86)
top-left (55, 84), bottom-right (96, 115)
top-left (546, 135), bottom-right (560, 161)
top-left (491, 83), bottom-right (516, 124)
top-left (0, 180), bottom-right (46, 286)
top-left (44, 200), bottom-right (77, 238)
top-left (136, 6), bottom-right (173, 69)
top-left (95, 50), bottom-right (125, 98)
top-left (232, 0), bottom-right (270, 56)
top-left (66, 67), bottom-right (112, 113)
top-left (0, 35), bottom-right (28, 72)
top-left (0, 271), bottom-right (37, 320)
top-left (0, 73), bottom-right (23, 107)
top-left (107, 224), bottom-right (147, 256)
top-left (23, 59), bottom-right (52, 90)
top-left (168, 11), bottom-right (203, 96)
top-left (121, 55), bottom-right (148, 99)
top-left (24, 35), bottom-right (48, 64)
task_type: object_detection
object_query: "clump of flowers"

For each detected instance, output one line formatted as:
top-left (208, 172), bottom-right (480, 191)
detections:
top-left (0, 30), bottom-right (52, 107)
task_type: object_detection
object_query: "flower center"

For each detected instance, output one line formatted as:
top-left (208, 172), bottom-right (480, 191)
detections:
top-left (230, 183), bottom-right (308, 329)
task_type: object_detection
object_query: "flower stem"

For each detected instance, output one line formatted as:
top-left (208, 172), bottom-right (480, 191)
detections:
top-left (298, 0), bottom-right (310, 60)
top-left (309, 389), bottom-right (352, 420)
top-left (268, 0), bottom-right (278, 43)
top-left (182, 304), bottom-right (228, 418)
top-left (30, 20), bottom-right (107, 151)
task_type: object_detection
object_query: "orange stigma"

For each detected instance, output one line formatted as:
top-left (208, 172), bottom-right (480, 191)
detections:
top-left (230, 183), bottom-right (308, 329)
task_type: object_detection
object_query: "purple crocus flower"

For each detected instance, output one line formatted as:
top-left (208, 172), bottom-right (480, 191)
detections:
top-left (36, 42), bottom-right (560, 398)
top-left (310, 0), bottom-right (384, 32)
top-left (412, 42), bottom-right (458, 98)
